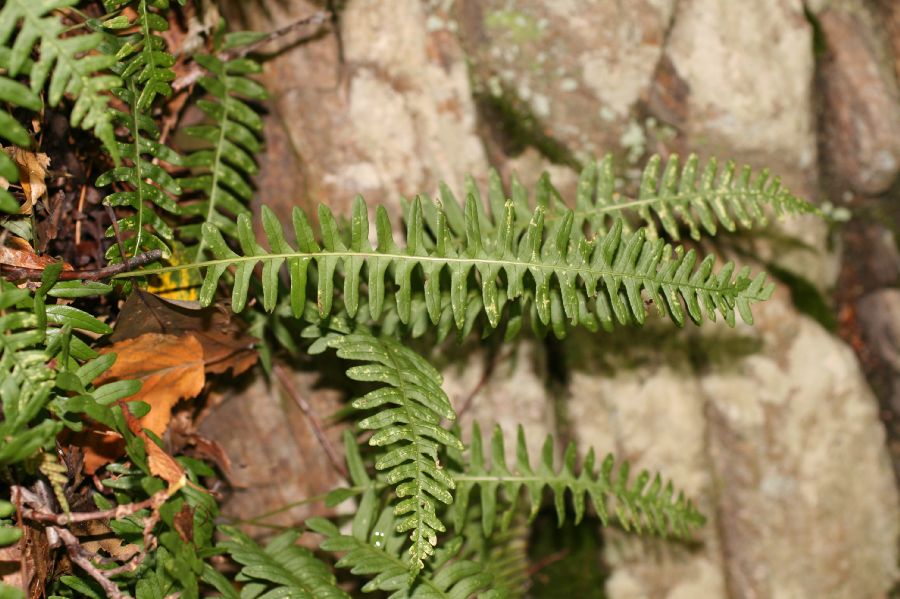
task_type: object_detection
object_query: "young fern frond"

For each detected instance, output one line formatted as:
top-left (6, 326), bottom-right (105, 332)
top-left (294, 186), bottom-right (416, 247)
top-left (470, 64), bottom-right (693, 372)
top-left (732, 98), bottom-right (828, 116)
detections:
top-left (449, 424), bottom-right (705, 539)
top-left (114, 0), bottom-right (178, 112)
top-left (216, 525), bottom-right (349, 599)
top-left (0, 0), bottom-right (121, 162)
top-left (569, 153), bottom-right (818, 241)
top-left (318, 332), bottom-right (464, 577)
top-left (180, 43), bottom-right (267, 259)
top-left (188, 192), bottom-right (773, 338)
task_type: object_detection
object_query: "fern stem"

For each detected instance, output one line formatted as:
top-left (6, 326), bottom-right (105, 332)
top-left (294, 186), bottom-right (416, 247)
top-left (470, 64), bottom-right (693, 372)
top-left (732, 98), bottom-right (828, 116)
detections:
top-left (192, 81), bottom-right (231, 261)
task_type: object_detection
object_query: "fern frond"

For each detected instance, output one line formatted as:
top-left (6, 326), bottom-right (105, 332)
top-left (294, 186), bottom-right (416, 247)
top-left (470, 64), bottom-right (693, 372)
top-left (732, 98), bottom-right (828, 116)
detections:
top-left (569, 153), bottom-right (817, 241)
top-left (0, 0), bottom-right (121, 162)
top-left (449, 424), bottom-right (705, 539)
top-left (320, 332), bottom-right (464, 576)
top-left (180, 44), bottom-right (266, 259)
top-left (311, 437), bottom-right (506, 597)
top-left (217, 525), bottom-right (349, 599)
top-left (113, 0), bottom-right (177, 112)
top-left (185, 191), bottom-right (773, 337)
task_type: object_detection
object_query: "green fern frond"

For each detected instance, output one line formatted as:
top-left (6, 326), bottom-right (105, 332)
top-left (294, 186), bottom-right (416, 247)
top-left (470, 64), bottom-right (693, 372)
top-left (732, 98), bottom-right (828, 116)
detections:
top-left (181, 191), bottom-right (773, 336)
top-left (320, 332), bottom-right (465, 576)
top-left (569, 153), bottom-right (817, 241)
top-left (113, 0), bottom-right (177, 112)
top-left (217, 525), bottom-right (349, 599)
top-left (450, 424), bottom-right (705, 539)
top-left (180, 45), bottom-right (266, 259)
top-left (311, 437), bottom-right (507, 597)
top-left (0, 0), bottom-right (121, 161)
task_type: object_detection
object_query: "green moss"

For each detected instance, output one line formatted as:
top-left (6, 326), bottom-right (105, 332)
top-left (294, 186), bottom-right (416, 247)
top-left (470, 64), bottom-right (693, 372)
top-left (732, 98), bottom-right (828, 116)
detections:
top-left (484, 9), bottom-right (543, 42)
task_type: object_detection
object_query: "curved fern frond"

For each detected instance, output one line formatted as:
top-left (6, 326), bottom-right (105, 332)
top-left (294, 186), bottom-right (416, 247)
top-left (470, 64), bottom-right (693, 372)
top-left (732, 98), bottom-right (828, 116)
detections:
top-left (449, 424), bottom-right (705, 539)
top-left (217, 525), bottom-right (349, 599)
top-left (180, 44), bottom-right (266, 259)
top-left (321, 332), bottom-right (464, 577)
top-left (569, 153), bottom-right (817, 241)
top-left (0, 0), bottom-right (121, 162)
top-left (183, 193), bottom-right (773, 336)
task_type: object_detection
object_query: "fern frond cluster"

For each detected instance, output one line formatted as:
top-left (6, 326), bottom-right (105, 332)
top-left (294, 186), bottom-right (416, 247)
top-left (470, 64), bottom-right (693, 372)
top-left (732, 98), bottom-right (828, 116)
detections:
top-left (180, 40), bottom-right (267, 258)
top-left (0, 0), bottom-right (121, 211)
top-left (215, 526), bottom-right (348, 599)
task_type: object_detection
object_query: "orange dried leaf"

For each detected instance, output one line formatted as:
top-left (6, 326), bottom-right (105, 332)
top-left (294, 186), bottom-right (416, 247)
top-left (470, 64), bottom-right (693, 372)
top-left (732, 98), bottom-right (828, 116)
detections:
top-left (0, 238), bottom-right (73, 271)
top-left (120, 401), bottom-right (186, 492)
top-left (96, 333), bottom-right (205, 437)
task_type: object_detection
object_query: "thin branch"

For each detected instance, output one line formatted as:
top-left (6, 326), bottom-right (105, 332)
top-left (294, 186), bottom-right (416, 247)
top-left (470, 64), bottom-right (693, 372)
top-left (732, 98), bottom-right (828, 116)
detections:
top-left (52, 526), bottom-right (129, 599)
top-left (273, 363), bottom-right (348, 480)
top-left (16, 487), bottom-right (168, 526)
top-left (0, 249), bottom-right (163, 282)
top-left (172, 12), bottom-right (330, 92)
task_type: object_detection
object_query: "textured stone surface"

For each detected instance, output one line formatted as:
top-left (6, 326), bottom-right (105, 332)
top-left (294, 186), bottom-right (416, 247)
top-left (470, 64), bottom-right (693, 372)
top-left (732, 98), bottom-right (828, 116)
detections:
top-left (818, 2), bottom-right (900, 194)
top-left (454, 0), bottom-right (676, 165)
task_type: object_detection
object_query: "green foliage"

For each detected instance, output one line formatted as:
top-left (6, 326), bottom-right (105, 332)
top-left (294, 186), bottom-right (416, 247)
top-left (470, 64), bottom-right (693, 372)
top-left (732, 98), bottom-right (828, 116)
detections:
top-left (318, 332), bottom-right (464, 575)
top-left (0, 0), bottom-right (121, 211)
top-left (570, 153), bottom-right (817, 241)
top-left (450, 424), bottom-right (705, 539)
top-left (194, 191), bottom-right (773, 339)
top-left (216, 526), bottom-right (348, 598)
top-left (96, 0), bottom-right (184, 262)
top-left (180, 37), bottom-right (267, 259)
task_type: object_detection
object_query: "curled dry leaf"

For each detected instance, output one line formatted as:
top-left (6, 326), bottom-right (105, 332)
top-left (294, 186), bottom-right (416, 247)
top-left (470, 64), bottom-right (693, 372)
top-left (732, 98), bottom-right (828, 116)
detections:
top-left (4, 146), bottom-right (50, 214)
top-left (120, 400), bottom-right (186, 493)
top-left (0, 237), bottom-right (73, 271)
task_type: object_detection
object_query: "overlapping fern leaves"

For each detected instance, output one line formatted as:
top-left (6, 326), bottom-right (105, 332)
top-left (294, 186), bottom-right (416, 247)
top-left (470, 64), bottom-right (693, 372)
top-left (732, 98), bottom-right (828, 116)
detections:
top-left (309, 434), bottom-right (506, 597)
top-left (193, 193), bottom-right (774, 339)
top-left (0, 0), bottom-right (122, 212)
top-left (449, 424), bottom-right (705, 539)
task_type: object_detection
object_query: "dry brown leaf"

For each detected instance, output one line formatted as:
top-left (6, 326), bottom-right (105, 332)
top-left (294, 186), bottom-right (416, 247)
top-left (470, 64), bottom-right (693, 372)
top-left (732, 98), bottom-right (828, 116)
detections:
top-left (74, 333), bottom-right (205, 475)
top-left (96, 333), bottom-right (205, 437)
top-left (120, 400), bottom-right (186, 492)
top-left (112, 290), bottom-right (257, 376)
top-left (1, 238), bottom-right (73, 271)
top-left (4, 147), bottom-right (50, 214)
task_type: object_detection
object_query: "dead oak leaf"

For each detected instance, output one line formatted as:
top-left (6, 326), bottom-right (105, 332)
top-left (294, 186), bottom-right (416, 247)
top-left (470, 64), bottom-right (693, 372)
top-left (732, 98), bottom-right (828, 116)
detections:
top-left (1, 238), bottom-right (73, 271)
top-left (96, 333), bottom-right (205, 438)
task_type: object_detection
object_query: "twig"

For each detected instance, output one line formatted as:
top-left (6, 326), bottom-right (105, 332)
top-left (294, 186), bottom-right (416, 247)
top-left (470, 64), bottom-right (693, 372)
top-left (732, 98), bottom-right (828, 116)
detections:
top-left (17, 488), bottom-right (167, 525)
top-left (104, 203), bottom-right (127, 264)
top-left (172, 11), bottom-right (331, 92)
top-left (0, 249), bottom-right (163, 282)
top-left (52, 526), bottom-right (129, 599)
top-left (273, 364), bottom-right (348, 480)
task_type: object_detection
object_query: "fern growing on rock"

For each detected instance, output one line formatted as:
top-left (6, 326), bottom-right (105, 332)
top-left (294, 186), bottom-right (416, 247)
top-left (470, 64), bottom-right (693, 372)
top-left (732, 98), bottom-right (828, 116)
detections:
top-left (0, 2), bottom-right (823, 597)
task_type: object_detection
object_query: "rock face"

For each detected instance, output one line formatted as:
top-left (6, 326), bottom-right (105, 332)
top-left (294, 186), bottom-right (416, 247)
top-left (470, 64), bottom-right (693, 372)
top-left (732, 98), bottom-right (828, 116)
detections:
top-left (216, 0), bottom-right (900, 596)
top-left (817, 1), bottom-right (900, 194)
